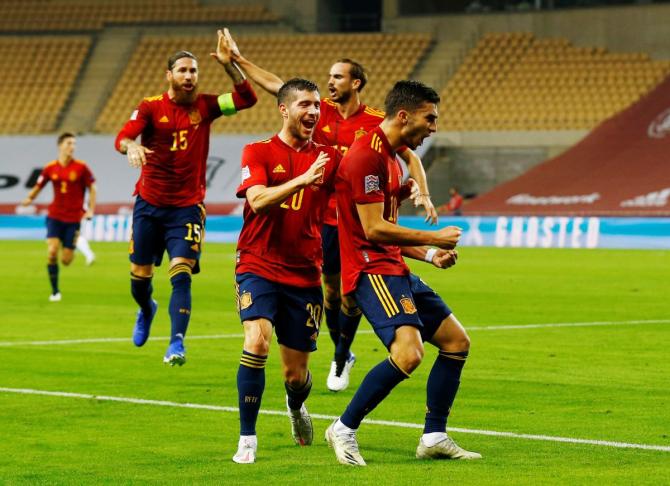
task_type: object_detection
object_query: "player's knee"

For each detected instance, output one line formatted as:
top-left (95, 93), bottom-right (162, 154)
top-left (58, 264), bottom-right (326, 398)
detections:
top-left (393, 343), bottom-right (424, 373)
top-left (282, 366), bottom-right (307, 387)
top-left (243, 330), bottom-right (270, 356)
top-left (341, 297), bottom-right (361, 317)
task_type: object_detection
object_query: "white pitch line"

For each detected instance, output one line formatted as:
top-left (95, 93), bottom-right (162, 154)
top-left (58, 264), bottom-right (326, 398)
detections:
top-left (1, 386), bottom-right (668, 453)
top-left (0, 319), bottom-right (668, 347)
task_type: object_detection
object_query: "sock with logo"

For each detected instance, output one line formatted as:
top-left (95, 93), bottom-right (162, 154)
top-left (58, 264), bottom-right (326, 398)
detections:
top-left (340, 357), bottom-right (408, 429)
top-left (237, 351), bottom-right (267, 435)
top-left (47, 263), bottom-right (59, 295)
top-left (168, 263), bottom-right (192, 343)
top-left (424, 350), bottom-right (468, 434)
top-left (130, 272), bottom-right (153, 315)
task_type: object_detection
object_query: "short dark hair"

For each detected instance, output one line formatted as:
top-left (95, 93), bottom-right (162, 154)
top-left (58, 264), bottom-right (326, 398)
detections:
top-left (57, 132), bottom-right (75, 145)
top-left (384, 80), bottom-right (440, 118)
top-left (277, 78), bottom-right (320, 106)
top-left (336, 58), bottom-right (367, 92)
top-left (167, 51), bottom-right (197, 71)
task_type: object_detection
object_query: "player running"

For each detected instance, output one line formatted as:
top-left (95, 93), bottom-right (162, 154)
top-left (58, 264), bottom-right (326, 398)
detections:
top-left (22, 132), bottom-right (96, 302)
top-left (115, 30), bottom-right (257, 366)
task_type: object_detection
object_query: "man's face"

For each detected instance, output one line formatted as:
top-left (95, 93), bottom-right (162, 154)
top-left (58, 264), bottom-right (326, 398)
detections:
top-left (281, 89), bottom-right (321, 141)
top-left (400, 102), bottom-right (438, 150)
top-left (167, 57), bottom-right (198, 104)
top-left (327, 62), bottom-right (357, 103)
top-left (59, 137), bottom-right (76, 159)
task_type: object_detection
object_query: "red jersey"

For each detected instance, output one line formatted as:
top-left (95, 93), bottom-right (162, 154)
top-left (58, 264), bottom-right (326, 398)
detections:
top-left (36, 159), bottom-right (95, 223)
top-left (236, 135), bottom-right (340, 288)
top-left (336, 127), bottom-right (411, 295)
top-left (115, 81), bottom-right (256, 207)
top-left (313, 98), bottom-right (385, 226)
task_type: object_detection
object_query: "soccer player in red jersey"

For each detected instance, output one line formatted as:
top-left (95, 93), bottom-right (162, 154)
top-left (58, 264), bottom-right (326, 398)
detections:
top-left (325, 81), bottom-right (481, 465)
top-left (22, 132), bottom-right (96, 302)
top-left (219, 29), bottom-right (438, 391)
top-left (115, 30), bottom-right (257, 366)
top-left (232, 78), bottom-right (341, 464)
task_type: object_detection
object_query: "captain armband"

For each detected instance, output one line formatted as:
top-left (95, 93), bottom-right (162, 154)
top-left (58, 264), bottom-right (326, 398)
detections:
top-left (218, 93), bottom-right (238, 116)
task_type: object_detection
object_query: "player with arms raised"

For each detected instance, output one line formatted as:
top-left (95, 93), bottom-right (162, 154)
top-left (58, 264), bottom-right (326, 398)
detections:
top-left (233, 78), bottom-right (340, 464)
top-left (115, 30), bottom-right (257, 365)
top-left (325, 81), bottom-right (481, 466)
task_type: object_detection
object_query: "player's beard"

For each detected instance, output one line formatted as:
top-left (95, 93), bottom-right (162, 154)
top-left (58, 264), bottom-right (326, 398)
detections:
top-left (330, 87), bottom-right (351, 104)
top-left (171, 80), bottom-right (198, 105)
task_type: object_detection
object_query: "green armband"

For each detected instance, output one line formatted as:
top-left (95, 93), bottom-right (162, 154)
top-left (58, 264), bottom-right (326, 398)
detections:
top-left (218, 93), bottom-right (237, 116)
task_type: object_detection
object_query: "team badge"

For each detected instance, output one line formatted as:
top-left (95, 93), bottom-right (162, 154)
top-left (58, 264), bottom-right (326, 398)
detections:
top-left (364, 174), bottom-right (380, 194)
top-left (239, 291), bottom-right (253, 310)
top-left (354, 128), bottom-right (367, 139)
top-left (189, 110), bottom-right (202, 125)
top-left (400, 297), bottom-right (417, 314)
top-left (69, 172), bottom-right (76, 181)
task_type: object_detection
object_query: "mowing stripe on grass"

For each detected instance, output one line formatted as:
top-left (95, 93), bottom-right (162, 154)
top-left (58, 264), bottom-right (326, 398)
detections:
top-left (1, 386), bottom-right (669, 453)
top-left (0, 319), bottom-right (668, 347)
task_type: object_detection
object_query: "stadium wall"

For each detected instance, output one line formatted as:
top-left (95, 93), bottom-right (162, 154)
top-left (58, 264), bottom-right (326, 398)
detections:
top-left (1, 215), bottom-right (667, 250)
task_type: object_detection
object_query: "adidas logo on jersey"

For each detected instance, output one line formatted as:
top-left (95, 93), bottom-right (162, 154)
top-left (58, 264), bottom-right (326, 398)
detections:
top-left (159, 115), bottom-right (169, 123)
top-left (273, 164), bottom-right (286, 173)
top-left (321, 125), bottom-right (331, 133)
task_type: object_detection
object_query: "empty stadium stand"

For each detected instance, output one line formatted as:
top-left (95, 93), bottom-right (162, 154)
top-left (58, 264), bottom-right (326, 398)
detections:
top-left (95, 32), bottom-right (432, 134)
top-left (0, 36), bottom-right (91, 133)
top-left (0, 1), bottom-right (278, 32)
top-left (441, 32), bottom-right (670, 131)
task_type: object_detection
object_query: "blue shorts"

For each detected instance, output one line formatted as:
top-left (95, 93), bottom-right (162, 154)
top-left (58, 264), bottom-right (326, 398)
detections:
top-left (321, 224), bottom-right (340, 276)
top-left (235, 272), bottom-right (322, 353)
top-left (46, 217), bottom-right (80, 249)
top-left (354, 272), bottom-right (452, 349)
top-left (129, 196), bottom-right (206, 274)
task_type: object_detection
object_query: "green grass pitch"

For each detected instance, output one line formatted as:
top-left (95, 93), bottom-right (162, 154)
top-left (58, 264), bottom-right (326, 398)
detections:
top-left (1, 241), bottom-right (668, 484)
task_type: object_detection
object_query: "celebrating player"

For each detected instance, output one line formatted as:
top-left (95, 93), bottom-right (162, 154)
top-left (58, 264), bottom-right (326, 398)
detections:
top-left (220, 28), bottom-right (438, 392)
top-left (22, 132), bottom-right (96, 302)
top-left (232, 78), bottom-right (341, 464)
top-left (115, 30), bottom-right (257, 366)
top-left (325, 81), bottom-right (481, 466)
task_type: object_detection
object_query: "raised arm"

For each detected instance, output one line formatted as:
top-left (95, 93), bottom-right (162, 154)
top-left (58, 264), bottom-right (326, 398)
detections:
top-left (222, 28), bottom-right (284, 96)
top-left (211, 29), bottom-right (258, 112)
top-left (398, 148), bottom-right (437, 224)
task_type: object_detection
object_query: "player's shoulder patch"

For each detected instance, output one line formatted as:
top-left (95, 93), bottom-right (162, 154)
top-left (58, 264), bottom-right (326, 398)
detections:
top-left (322, 97), bottom-right (337, 107)
top-left (251, 137), bottom-right (273, 145)
top-left (45, 160), bottom-right (58, 168)
top-left (143, 94), bottom-right (164, 103)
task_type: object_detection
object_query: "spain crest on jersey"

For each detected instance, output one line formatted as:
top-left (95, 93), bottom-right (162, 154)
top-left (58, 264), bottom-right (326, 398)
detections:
top-left (69, 171), bottom-right (77, 181)
top-left (189, 109), bottom-right (202, 125)
top-left (354, 128), bottom-right (367, 140)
